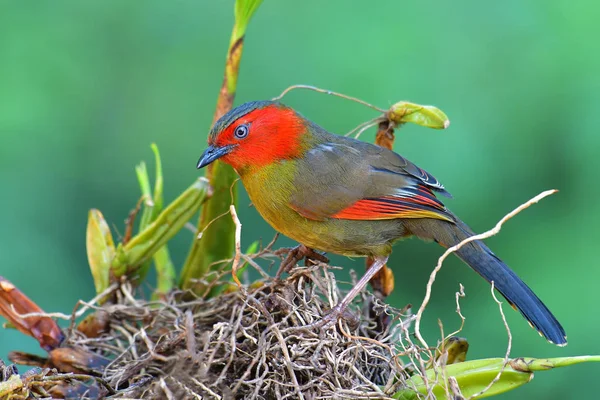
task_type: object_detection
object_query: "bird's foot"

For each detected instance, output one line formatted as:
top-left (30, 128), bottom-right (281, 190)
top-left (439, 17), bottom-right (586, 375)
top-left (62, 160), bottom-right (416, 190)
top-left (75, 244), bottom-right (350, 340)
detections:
top-left (297, 303), bottom-right (359, 333)
top-left (275, 244), bottom-right (329, 279)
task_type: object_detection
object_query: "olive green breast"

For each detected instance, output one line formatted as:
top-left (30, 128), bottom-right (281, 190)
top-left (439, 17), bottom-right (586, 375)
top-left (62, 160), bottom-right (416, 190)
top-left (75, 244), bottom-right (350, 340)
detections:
top-left (240, 161), bottom-right (406, 257)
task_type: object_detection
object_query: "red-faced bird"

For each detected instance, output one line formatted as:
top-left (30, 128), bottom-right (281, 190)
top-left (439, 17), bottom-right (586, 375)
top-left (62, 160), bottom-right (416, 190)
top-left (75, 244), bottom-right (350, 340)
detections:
top-left (197, 101), bottom-right (567, 346)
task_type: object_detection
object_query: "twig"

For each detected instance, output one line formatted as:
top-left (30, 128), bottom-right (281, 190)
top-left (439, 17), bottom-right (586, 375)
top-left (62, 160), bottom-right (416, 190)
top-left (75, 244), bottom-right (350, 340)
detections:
top-left (467, 282), bottom-right (512, 399)
top-left (344, 116), bottom-right (385, 137)
top-left (413, 189), bottom-right (557, 350)
top-left (444, 284), bottom-right (467, 342)
top-left (16, 283), bottom-right (118, 321)
top-left (273, 84), bottom-right (386, 113)
top-left (160, 377), bottom-right (175, 400)
top-left (191, 377), bottom-right (222, 399)
top-left (230, 205), bottom-right (243, 289)
top-left (185, 310), bottom-right (198, 362)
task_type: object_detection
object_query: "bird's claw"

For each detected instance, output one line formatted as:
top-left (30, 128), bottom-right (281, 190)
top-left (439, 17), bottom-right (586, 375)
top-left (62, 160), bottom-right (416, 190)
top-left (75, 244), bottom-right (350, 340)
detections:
top-left (296, 303), bottom-right (359, 333)
top-left (275, 244), bottom-right (329, 279)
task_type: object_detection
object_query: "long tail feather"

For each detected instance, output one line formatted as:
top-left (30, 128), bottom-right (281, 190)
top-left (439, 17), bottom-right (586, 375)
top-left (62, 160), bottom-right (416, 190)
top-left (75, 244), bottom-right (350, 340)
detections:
top-left (404, 217), bottom-right (567, 346)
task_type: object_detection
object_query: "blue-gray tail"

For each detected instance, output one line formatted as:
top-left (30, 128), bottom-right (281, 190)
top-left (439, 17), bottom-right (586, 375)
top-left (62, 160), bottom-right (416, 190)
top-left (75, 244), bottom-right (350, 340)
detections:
top-left (405, 217), bottom-right (567, 346)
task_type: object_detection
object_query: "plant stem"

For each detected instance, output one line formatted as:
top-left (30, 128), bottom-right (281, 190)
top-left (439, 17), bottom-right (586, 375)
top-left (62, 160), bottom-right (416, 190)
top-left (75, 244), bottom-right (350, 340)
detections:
top-left (180, 0), bottom-right (262, 293)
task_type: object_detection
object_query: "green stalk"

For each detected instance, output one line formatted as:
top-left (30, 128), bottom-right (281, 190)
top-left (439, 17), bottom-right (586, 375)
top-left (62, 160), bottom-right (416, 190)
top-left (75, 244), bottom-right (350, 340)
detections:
top-left (179, 0), bottom-right (263, 294)
top-left (394, 356), bottom-right (600, 399)
top-left (133, 144), bottom-right (177, 295)
top-left (111, 178), bottom-right (210, 281)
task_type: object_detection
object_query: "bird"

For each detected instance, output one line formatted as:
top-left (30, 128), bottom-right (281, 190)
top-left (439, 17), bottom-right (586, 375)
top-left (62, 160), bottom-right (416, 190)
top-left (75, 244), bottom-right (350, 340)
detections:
top-left (196, 100), bottom-right (567, 346)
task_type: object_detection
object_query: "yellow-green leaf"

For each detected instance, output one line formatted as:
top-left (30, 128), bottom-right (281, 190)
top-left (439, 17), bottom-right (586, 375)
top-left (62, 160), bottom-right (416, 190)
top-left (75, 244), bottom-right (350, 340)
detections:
top-left (86, 209), bottom-right (115, 295)
top-left (112, 178), bottom-right (211, 280)
top-left (153, 245), bottom-right (176, 299)
top-left (233, 0), bottom-right (263, 42)
top-left (135, 143), bottom-right (170, 285)
top-left (388, 101), bottom-right (450, 129)
top-left (395, 356), bottom-right (600, 399)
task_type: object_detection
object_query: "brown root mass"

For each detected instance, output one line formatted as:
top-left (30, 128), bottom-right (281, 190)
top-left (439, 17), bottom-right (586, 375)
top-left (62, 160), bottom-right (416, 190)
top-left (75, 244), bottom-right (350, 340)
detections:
top-left (48, 263), bottom-right (413, 399)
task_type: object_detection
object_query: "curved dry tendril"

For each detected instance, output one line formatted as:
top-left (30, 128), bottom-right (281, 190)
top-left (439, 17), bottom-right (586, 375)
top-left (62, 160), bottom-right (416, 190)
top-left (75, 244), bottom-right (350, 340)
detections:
top-left (273, 84), bottom-right (386, 113)
top-left (413, 189), bottom-right (558, 351)
top-left (345, 116), bottom-right (386, 138)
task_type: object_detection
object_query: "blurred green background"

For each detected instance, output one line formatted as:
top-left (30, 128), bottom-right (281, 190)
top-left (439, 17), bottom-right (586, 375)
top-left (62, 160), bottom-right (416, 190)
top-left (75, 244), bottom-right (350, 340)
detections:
top-left (1, 1), bottom-right (598, 398)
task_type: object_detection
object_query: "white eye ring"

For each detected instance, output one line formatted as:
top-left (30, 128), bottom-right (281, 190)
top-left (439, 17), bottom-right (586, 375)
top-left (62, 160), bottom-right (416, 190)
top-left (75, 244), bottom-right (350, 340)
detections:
top-left (234, 124), bottom-right (249, 139)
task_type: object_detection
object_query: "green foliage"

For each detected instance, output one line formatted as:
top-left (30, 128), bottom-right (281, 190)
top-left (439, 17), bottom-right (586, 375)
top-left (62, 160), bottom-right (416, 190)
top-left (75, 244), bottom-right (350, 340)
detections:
top-left (395, 356), bottom-right (600, 399)
top-left (233, 0), bottom-right (264, 41)
top-left (229, 0), bottom-right (263, 92)
top-left (179, 160), bottom-right (238, 293)
top-left (179, 0), bottom-right (263, 294)
top-left (111, 177), bottom-right (210, 281)
top-left (86, 145), bottom-right (204, 293)
top-left (136, 144), bottom-right (164, 232)
top-left (388, 101), bottom-right (450, 129)
top-left (134, 145), bottom-right (176, 294)
top-left (86, 209), bottom-right (115, 296)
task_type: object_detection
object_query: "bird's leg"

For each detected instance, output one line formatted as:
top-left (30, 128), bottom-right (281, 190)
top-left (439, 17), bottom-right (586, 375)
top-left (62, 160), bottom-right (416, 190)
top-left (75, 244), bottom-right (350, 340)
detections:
top-left (275, 244), bottom-right (329, 279)
top-left (320, 255), bottom-right (389, 328)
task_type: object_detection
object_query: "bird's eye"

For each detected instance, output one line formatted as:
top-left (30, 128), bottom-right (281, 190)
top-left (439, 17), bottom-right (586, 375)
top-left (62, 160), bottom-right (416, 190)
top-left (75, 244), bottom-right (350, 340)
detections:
top-left (234, 124), bottom-right (249, 139)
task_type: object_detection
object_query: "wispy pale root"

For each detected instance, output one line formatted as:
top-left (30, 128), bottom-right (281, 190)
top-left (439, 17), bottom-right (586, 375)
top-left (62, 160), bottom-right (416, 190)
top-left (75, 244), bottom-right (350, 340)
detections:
top-left (465, 283), bottom-right (513, 400)
top-left (13, 282), bottom-right (119, 323)
top-left (229, 205), bottom-right (243, 290)
top-left (413, 189), bottom-right (558, 351)
top-left (397, 189), bottom-right (556, 399)
top-left (273, 84), bottom-right (387, 113)
top-left (273, 84), bottom-right (450, 139)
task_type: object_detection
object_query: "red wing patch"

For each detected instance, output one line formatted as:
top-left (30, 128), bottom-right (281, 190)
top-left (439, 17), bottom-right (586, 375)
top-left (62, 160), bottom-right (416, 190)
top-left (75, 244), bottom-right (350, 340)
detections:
top-left (331, 185), bottom-right (453, 222)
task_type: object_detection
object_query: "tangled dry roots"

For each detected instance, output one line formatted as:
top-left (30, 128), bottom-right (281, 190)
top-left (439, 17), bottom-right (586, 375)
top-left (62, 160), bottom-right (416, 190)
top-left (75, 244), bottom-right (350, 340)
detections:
top-left (67, 263), bottom-right (414, 399)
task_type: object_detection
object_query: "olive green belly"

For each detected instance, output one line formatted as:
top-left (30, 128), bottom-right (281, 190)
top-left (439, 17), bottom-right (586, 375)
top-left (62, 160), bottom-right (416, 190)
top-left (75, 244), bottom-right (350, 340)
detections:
top-left (241, 166), bottom-right (405, 257)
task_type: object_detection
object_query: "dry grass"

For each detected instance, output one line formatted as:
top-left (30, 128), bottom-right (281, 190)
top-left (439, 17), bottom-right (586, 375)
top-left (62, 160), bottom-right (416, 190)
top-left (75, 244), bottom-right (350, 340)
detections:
top-left (1, 190), bottom-right (557, 399)
top-left (96, 263), bottom-right (411, 399)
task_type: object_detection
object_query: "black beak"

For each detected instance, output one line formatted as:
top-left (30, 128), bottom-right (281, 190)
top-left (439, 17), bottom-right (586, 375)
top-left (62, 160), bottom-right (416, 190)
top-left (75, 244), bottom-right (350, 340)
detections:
top-left (197, 144), bottom-right (235, 169)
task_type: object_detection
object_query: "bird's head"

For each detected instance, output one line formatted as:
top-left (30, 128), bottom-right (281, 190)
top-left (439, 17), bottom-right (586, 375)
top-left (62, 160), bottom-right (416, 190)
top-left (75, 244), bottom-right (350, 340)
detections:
top-left (197, 101), bottom-right (309, 174)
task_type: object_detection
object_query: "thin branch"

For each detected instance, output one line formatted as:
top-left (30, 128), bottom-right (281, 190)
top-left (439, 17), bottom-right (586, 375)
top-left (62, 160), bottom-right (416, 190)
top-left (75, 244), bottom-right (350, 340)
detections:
top-left (230, 205), bottom-right (243, 289)
top-left (344, 116), bottom-right (385, 137)
top-left (15, 283), bottom-right (118, 321)
top-left (273, 84), bottom-right (386, 113)
top-left (467, 282), bottom-right (512, 399)
top-left (444, 283), bottom-right (467, 342)
top-left (414, 189), bottom-right (557, 350)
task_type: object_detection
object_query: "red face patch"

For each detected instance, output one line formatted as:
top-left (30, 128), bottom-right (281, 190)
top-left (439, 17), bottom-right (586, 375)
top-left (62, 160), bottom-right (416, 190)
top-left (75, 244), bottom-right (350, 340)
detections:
top-left (211, 104), bottom-right (307, 172)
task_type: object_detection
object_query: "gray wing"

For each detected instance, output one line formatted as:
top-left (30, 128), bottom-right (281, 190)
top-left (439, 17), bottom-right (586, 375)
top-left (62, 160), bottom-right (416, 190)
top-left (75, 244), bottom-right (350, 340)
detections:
top-left (289, 136), bottom-right (451, 220)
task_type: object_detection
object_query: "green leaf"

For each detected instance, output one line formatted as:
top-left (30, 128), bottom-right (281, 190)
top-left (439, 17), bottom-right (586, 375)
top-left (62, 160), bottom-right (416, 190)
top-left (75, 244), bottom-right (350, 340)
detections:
top-left (233, 0), bottom-right (263, 42)
top-left (135, 144), bottom-right (171, 285)
top-left (510, 356), bottom-right (600, 372)
top-left (388, 101), bottom-right (450, 129)
top-left (181, 0), bottom-right (262, 295)
top-left (112, 178), bottom-right (211, 280)
top-left (86, 209), bottom-right (115, 295)
top-left (135, 161), bottom-right (154, 232)
top-left (180, 161), bottom-right (237, 294)
top-left (394, 356), bottom-right (600, 399)
top-left (136, 143), bottom-right (164, 233)
top-left (153, 245), bottom-right (176, 299)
